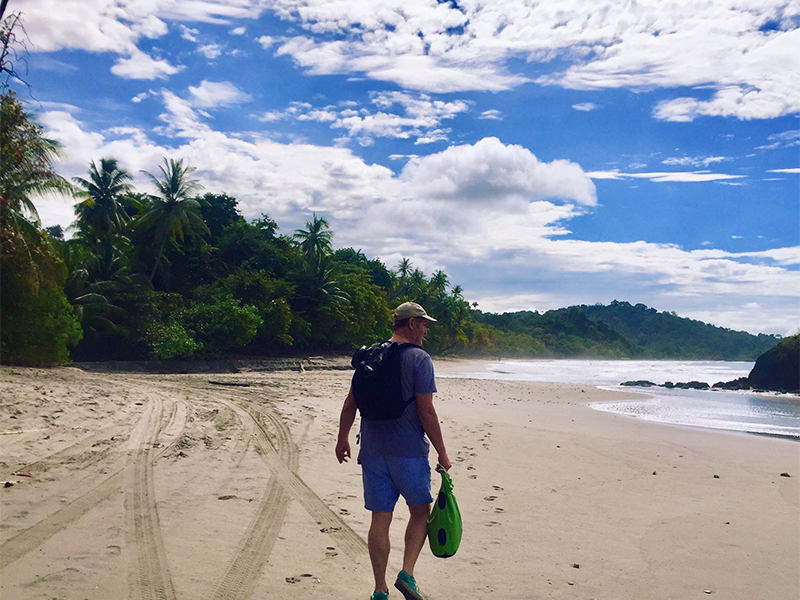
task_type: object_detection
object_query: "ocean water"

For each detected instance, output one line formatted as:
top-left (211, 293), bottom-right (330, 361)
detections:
top-left (439, 360), bottom-right (800, 439)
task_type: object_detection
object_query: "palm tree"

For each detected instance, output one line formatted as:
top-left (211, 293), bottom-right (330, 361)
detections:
top-left (72, 158), bottom-right (132, 242)
top-left (293, 213), bottom-right (332, 268)
top-left (396, 257), bottom-right (413, 298)
top-left (137, 158), bottom-right (208, 283)
top-left (0, 91), bottom-right (74, 240)
top-left (430, 270), bottom-right (449, 296)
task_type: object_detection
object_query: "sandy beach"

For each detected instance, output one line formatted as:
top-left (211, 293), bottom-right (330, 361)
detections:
top-left (1, 360), bottom-right (797, 600)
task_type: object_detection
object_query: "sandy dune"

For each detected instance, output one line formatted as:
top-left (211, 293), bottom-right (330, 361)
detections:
top-left (1, 362), bottom-right (797, 599)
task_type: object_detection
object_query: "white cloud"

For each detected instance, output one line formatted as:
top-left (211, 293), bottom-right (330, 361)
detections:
top-left (653, 85), bottom-right (799, 122)
top-left (257, 92), bottom-right (469, 144)
top-left (273, 1), bottom-right (799, 118)
top-left (572, 102), bottom-right (596, 112)
top-left (187, 81), bottom-right (252, 108)
top-left (23, 1), bottom-right (800, 120)
top-left (230, 27), bottom-right (247, 35)
top-left (398, 137), bottom-right (597, 206)
top-left (662, 155), bottom-right (730, 168)
top-left (257, 36), bottom-right (276, 49)
top-left (180, 25), bottom-right (200, 42)
top-left (768, 168), bottom-right (800, 174)
top-left (198, 44), bottom-right (224, 59)
top-left (757, 130), bottom-right (800, 150)
top-left (132, 90), bottom-right (157, 103)
top-left (586, 170), bottom-right (745, 183)
top-left (111, 50), bottom-right (182, 80)
top-left (479, 110), bottom-right (503, 120)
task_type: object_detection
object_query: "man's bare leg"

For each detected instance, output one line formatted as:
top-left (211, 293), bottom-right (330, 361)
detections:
top-left (401, 503), bottom-right (431, 577)
top-left (368, 511), bottom-right (393, 593)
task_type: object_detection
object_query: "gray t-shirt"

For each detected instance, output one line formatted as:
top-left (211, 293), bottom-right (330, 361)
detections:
top-left (357, 345), bottom-right (437, 460)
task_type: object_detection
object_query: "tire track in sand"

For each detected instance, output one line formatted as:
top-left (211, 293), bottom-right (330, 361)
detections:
top-left (222, 398), bottom-right (367, 559)
top-left (205, 399), bottom-right (296, 600)
top-left (127, 393), bottom-right (179, 600)
top-left (0, 395), bottom-right (187, 572)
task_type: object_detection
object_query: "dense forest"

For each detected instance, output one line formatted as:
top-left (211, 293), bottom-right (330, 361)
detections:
top-left (0, 14), bottom-right (783, 366)
top-left (474, 303), bottom-right (781, 360)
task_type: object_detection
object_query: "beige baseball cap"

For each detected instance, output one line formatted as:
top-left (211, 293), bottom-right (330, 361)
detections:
top-left (393, 302), bottom-right (437, 322)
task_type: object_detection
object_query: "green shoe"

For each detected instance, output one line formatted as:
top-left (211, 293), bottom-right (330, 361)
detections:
top-left (371, 592), bottom-right (389, 600)
top-left (394, 570), bottom-right (423, 600)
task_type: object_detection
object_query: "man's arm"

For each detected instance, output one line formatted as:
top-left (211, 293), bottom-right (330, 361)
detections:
top-left (336, 386), bottom-right (358, 463)
top-left (416, 393), bottom-right (451, 471)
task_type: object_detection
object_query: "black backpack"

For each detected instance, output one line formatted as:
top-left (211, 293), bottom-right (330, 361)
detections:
top-left (351, 341), bottom-right (420, 420)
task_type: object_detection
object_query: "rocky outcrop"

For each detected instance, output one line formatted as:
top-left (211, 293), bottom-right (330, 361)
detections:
top-left (622, 336), bottom-right (798, 394)
top-left (711, 335), bottom-right (798, 393)
top-left (747, 334), bottom-right (799, 393)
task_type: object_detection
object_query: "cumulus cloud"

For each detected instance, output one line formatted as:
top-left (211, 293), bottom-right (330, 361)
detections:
top-left (399, 137), bottom-right (597, 206)
top-left (572, 102), bottom-right (596, 112)
top-left (257, 35), bottom-right (276, 49)
top-left (111, 50), bottom-right (182, 80)
top-left (198, 44), bottom-right (224, 59)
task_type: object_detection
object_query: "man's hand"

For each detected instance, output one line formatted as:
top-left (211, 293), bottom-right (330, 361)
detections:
top-left (436, 452), bottom-right (452, 472)
top-left (336, 438), bottom-right (351, 463)
top-left (336, 386), bottom-right (357, 464)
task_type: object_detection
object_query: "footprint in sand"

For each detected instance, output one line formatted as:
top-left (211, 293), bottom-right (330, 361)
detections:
top-left (484, 495), bottom-right (497, 501)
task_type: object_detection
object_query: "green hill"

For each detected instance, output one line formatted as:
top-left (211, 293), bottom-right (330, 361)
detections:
top-left (472, 301), bottom-right (781, 360)
top-left (578, 301), bottom-right (781, 360)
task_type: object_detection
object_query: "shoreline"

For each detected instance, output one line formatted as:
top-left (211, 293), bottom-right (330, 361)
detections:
top-left (1, 363), bottom-right (797, 599)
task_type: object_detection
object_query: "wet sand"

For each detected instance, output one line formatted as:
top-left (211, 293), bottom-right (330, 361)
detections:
top-left (1, 360), bottom-right (797, 599)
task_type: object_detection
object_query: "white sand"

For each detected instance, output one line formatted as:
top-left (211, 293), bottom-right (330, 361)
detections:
top-left (1, 361), bottom-right (797, 599)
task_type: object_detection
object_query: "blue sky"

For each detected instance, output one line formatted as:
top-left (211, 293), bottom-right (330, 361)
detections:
top-left (10, 0), bottom-right (800, 335)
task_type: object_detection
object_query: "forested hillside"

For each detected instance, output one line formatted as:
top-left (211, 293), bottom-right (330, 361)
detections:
top-left (471, 302), bottom-right (781, 360)
top-left (579, 301), bottom-right (780, 359)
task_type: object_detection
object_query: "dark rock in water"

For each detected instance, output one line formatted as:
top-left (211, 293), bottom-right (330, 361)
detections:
top-left (712, 377), bottom-right (751, 390)
top-left (747, 335), bottom-right (799, 393)
top-left (621, 380), bottom-right (658, 387)
top-left (663, 381), bottom-right (674, 389)
top-left (673, 381), bottom-right (710, 390)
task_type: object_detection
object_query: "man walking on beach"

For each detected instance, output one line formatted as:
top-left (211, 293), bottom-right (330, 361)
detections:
top-left (336, 302), bottom-right (451, 600)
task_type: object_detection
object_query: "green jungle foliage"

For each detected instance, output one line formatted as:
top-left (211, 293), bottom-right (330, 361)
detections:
top-left (0, 91), bottom-right (783, 365)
